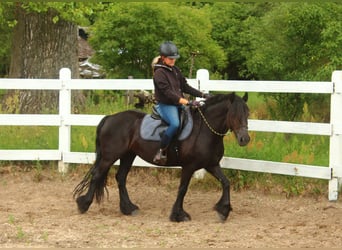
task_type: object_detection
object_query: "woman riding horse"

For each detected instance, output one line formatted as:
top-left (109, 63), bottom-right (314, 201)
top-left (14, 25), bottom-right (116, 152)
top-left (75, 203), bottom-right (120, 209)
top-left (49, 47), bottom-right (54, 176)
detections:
top-left (73, 92), bottom-right (250, 222)
top-left (152, 41), bottom-right (210, 164)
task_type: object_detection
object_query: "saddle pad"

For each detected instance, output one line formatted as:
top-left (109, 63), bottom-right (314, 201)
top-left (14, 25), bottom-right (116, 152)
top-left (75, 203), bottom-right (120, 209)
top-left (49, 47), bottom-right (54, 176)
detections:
top-left (140, 109), bottom-right (193, 141)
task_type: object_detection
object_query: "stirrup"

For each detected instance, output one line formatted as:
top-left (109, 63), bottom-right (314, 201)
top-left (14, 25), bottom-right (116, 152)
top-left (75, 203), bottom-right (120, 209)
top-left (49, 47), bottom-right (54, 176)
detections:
top-left (153, 149), bottom-right (167, 165)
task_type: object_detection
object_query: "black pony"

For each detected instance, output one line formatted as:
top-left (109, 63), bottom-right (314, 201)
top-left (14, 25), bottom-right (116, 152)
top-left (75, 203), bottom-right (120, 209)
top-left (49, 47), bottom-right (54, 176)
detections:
top-left (73, 93), bottom-right (250, 222)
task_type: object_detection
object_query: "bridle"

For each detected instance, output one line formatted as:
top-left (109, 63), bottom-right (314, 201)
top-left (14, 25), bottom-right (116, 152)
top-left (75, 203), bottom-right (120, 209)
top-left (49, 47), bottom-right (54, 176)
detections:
top-left (197, 107), bottom-right (231, 137)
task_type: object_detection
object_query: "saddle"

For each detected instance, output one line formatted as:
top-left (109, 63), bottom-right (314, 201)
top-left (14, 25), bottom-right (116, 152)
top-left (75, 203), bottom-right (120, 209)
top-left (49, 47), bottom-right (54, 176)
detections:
top-left (140, 105), bottom-right (193, 141)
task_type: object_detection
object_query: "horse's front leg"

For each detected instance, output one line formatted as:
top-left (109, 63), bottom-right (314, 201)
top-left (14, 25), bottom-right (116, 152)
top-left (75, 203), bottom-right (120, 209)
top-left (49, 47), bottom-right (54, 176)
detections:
top-left (205, 165), bottom-right (232, 222)
top-left (169, 168), bottom-right (194, 222)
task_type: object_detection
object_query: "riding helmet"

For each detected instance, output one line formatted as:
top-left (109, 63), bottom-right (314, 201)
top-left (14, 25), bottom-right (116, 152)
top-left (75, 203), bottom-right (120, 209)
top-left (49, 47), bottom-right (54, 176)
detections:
top-left (159, 41), bottom-right (180, 59)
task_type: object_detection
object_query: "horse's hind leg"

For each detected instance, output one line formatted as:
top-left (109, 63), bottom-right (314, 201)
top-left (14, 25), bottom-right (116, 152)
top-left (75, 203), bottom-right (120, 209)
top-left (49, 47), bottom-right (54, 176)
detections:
top-left (76, 158), bottom-right (113, 213)
top-left (205, 165), bottom-right (232, 222)
top-left (115, 152), bottom-right (139, 215)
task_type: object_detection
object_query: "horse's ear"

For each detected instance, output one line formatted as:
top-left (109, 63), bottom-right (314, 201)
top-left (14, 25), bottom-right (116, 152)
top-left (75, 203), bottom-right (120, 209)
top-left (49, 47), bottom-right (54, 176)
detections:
top-left (229, 92), bottom-right (236, 102)
top-left (242, 92), bottom-right (248, 102)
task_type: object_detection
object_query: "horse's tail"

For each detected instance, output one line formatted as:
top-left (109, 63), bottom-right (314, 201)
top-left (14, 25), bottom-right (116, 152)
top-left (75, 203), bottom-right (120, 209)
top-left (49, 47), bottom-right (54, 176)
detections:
top-left (73, 116), bottom-right (109, 203)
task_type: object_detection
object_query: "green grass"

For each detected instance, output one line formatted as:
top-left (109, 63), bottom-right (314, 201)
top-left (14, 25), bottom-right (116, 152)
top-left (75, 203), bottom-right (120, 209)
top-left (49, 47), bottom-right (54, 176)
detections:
top-left (0, 126), bottom-right (58, 149)
top-left (0, 92), bottom-right (329, 166)
top-left (224, 131), bottom-right (329, 166)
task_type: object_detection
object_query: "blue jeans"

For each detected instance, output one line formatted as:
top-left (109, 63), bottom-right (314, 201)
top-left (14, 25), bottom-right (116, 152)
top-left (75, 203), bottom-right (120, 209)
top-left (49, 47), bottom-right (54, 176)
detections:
top-left (155, 103), bottom-right (181, 147)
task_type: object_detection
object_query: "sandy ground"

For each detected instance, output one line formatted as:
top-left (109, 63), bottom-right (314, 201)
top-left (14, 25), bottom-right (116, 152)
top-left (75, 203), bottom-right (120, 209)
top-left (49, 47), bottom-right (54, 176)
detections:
top-left (1, 165), bottom-right (342, 248)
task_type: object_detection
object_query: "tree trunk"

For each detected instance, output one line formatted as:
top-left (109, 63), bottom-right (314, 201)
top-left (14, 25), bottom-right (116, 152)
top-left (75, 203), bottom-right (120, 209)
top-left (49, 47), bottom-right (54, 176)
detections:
top-left (4, 5), bottom-right (80, 114)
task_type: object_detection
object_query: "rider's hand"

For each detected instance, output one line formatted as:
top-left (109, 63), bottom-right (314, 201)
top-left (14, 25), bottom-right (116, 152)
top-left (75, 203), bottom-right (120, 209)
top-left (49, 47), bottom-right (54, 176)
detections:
top-left (188, 100), bottom-right (204, 108)
top-left (203, 93), bottom-right (212, 99)
top-left (179, 97), bottom-right (189, 105)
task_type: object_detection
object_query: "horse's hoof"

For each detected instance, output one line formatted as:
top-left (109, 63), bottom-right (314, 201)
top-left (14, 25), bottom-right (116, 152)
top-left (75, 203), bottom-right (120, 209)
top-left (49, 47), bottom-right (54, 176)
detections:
top-left (76, 196), bottom-right (91, 214)
top-left (121, 204), bottom-right (139, 216)
top-left (216, 212), bottom-right (227, 223)
top-left (130, 209), bottom-right (139, 216)
top-left (214, 203), bottom-right (232, 222)
top-left (169, 210), bottom-right (191, 222)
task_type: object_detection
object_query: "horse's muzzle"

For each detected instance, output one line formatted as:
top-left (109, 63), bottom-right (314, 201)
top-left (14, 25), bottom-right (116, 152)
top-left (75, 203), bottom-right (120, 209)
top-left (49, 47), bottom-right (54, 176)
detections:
top-left (235, 127), bottom-right (250, 146)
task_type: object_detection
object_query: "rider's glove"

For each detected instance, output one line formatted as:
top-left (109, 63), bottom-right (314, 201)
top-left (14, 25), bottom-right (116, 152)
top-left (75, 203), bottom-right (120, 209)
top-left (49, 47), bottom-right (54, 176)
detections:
top-left (188, 100), bottom-right (204, 108)
top-left (203, 93), bottom-right (212, 99)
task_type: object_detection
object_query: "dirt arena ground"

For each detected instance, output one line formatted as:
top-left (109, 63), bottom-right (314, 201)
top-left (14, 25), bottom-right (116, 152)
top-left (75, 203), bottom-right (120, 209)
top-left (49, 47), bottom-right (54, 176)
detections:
top-left (1, 165), bottom-right (342, 248)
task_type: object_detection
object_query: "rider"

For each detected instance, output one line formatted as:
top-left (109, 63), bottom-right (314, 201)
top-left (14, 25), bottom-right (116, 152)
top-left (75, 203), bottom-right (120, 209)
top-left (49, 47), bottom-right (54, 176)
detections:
top-left (152, 41), bottom-right (210, 165)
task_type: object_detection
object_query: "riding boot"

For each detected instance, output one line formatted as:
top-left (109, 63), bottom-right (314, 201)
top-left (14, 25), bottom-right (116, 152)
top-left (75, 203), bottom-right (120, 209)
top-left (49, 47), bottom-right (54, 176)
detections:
top-left (153, 134), bottom-right (170, 165)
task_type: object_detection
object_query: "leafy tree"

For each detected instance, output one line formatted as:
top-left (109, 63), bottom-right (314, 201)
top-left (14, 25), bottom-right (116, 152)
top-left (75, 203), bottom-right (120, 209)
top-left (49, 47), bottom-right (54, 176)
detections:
top-left (210, 2), bottom-right (253, 80)
top-left (210, 2), bottom-right (276, 80)
top-left (0, 4), bottom-right (12, 77)
top-left (89, 3), bottom-right (225, 79)
top-left (0, 2), bottom-right (100, 113)
top-left (245, 3), bottom-right (342, 121)
top-left (1, 2), bottom-right (340, 121)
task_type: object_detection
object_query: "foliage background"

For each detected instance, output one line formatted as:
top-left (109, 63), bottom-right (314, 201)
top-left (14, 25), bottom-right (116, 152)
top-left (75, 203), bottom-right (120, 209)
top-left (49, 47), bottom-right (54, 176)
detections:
top-left (1, 2), bottom-right (341, 120)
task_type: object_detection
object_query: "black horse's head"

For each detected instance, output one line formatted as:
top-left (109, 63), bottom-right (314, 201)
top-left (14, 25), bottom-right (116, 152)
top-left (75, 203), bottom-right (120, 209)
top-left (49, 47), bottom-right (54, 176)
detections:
top-left (226, 93), bottom-right (250, 146)
top-left (201, 92), bottom-right (250, 146)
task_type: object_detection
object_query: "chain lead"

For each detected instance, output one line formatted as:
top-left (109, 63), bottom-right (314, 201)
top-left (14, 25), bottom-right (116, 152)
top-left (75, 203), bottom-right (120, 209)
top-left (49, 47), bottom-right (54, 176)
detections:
top-left (197, 107), bottom-right (230, 137)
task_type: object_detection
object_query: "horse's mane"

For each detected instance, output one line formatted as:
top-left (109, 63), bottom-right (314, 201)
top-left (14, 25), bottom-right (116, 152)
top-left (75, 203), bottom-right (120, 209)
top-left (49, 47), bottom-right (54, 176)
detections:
top-left (200, 93), bottom-right (249, 118)
top-left (201, 93), bottom-right (235, 111)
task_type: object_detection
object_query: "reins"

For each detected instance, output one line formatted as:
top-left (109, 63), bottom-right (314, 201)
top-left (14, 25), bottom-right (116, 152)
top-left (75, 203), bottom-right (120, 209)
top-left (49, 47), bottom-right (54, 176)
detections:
top-left (197, 107), bottom-right (231, 137)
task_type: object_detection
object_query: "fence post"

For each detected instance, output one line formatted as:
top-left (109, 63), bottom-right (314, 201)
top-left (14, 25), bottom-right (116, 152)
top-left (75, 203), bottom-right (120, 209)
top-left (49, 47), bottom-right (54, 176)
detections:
top-left (196, 69), bottom-right (210, 94)
top-left (329, 70), bottom-right (342, 200)
top-left (193, 69), bottom-right (210, 179)
top-left (58, 68), bottom-right (71, 173)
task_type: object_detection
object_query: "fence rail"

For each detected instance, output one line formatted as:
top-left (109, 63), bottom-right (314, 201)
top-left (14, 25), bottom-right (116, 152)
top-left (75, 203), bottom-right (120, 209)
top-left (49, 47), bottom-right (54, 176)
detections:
top-left (0, 68), bottom-right (341, 201)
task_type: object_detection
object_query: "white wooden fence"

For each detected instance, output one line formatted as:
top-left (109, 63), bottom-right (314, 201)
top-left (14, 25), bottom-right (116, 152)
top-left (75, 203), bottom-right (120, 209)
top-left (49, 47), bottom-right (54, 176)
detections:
top-left (0, 68), bottom-right (341, 201)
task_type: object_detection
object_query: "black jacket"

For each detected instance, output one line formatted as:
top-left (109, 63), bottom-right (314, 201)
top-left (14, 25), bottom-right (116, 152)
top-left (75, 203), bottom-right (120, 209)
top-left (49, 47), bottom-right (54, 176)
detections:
top-left (153, 63), bottom-right (203, 105)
